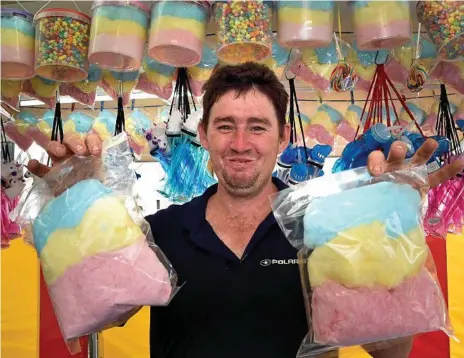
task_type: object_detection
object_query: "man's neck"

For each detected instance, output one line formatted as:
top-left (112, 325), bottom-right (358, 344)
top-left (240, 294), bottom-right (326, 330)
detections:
top-left (209, 179), bottom-right (277, 218)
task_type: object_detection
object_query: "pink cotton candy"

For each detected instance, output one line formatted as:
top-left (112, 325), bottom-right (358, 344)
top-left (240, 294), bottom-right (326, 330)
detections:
top-left (26, 127), bottom-right (50, 150)
top-left (3, 122), bottom-right (33, 151)
top-left (135, 75), bottom-right (173, 100)
top-left (336, 120), bottom-right (357, 142)
top-left (48, 238), bottom-right (173, 340)
top-left (384, 59), bottom-right (408, 85)
top-left (291, 59), bottom-right (331, 92)
top-left (311, 269), bottom-right (447, 346)
top-left (306, 124), bottom-right (334, 147)
top-left (189, 78), bottom-right (205, 97)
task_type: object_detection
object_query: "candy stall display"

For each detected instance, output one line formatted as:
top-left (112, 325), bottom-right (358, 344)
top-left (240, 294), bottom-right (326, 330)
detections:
top-left (352, 1), bottom-right (411, 50)
top-left (1, 8), bottom-right (35, 80)
top-left (149, 1), bottom-right (210, 67)
top-left (350, 42), bottom-right (389, 92)
top-left (417, 1), bottom-right (463, 61)
top-left (136, 56), bottom-right (177, 100)
top-left (36, 109), bottom-right (55, 146)
top-left (89, 0), bottom-right (151, 71)
top-left (33, 8), bottom-right (91, 82)
top-left (91, 109), bottom-right (117, 141)
top-left (126, 109), bottom-right (152, 158)
top-left (306, 103), bottom-right (343, 147)
top-left (2, 121), bottom-right (34, 152)
top-left (399, 101), bottom-right (428, 128)
top-left (16, 110), bottom-right (51, 150)
top-left (336, 104), bottom-right (365, 142)
top-left (276, 1), bottom-right (334, 48)
top-left (215, 1), bottom-right (272, 64)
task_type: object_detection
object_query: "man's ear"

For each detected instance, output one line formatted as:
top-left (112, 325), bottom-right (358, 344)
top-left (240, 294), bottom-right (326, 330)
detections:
top-left (198, 122), bottom-right (209, 151)
top-left (279, 123), bottom-right (291, 153)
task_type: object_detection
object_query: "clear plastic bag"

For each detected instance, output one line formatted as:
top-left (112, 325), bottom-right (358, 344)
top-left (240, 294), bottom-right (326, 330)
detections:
top-left (100, 70), bottom-right (140, 107)
top-left (12, 133), bottom-right (178, 342)
top-left (60, 65), bottom-right (102, 107)
top-left (63, 111), bottom-right (95, 139)
top-left (136, 55), bottom-right (177, 100)
top-left (270, 165), bottom-right (454, 357)
top-left (187, 44), bottom-right (218, 97)
top-left (21, 75), bottom-right (59, 109)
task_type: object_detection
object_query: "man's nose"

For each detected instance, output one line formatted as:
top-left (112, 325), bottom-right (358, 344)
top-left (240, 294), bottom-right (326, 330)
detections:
top-left (230, 130), bottom-right (252, 152)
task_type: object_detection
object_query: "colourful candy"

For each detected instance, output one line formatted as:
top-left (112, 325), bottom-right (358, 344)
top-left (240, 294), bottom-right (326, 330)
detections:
top-left (34, 8), bottom-right (90, 82)
top-left (407, 62), bottom-right (428, 93)
top-left (330, 62), bottom-right (358, 92)
top-left (215, 1), bottom-right (272, 64)
top-left (1, 8), bottom-right (35, 80)
top-left (89, 1), bottom-right (150, 71)
top-left (1, 80), bottom-right (23, 110)
top-left (136, 56), bottom-right (177, 100)
top-left (417, 1), bottom-right (463, 61)
top-left (21, 76), bottom-right (59, 109)
top-left (60, 65), bottom-right (102, 106)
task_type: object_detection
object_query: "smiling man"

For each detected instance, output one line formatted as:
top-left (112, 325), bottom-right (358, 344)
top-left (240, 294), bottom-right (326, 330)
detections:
top-left (28, 62), bottom-right (464, 358)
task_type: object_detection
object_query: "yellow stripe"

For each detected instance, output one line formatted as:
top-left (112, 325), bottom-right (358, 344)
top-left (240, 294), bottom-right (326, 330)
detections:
top-left (29, 77), bottom-right (59, 99)
top-left (101, 307), bottom-right (150, 358)
top-left (1, 239), bottom-right (39, 358)
top-left (73, 80), bottom-right (99, 94)
top-left (188, 67), bottom-right (212, 82)
top-left (340, 346), bottom-right (372, 358)
top-left (311, 110), bottom-right (337, 131)
top-left (277, 8), bottom-right (333, 26)
top-left (150, 16), bottom-right (205, 39)
top-left (308, 224), bottom-right (427, 289)
top-left (144, 70), bottom-right (173, 86)
top-left (0, 29), bottom-right (34, 50)
top-left (40, 196), bottom-right (143, 284)
top-left (448, 231), bottom-right (464, 358)
top-left (1, 80), bottom-right (23, 98)
top-left (90, 18), bottom-right (147, 39)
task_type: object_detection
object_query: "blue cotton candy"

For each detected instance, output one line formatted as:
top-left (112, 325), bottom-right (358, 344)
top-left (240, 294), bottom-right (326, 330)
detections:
top-left (33, 179), bottom-right (112, 254)
top-left (303, 181), bottom-right (422, 248)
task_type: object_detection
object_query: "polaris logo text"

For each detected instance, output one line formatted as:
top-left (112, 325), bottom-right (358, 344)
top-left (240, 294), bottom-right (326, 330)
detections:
top-left (260, 259), bottom-right (302, 266)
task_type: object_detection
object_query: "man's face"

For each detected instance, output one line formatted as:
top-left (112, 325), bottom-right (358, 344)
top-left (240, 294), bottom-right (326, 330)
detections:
top-left (199, 89), bottom-right (289, 197)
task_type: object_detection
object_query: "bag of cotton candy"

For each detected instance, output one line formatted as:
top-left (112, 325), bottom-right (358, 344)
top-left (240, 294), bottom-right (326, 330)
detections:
top-left (11, 132), bottom-right (178, 342)
top-left (270, 164), bottom-right (454, 357)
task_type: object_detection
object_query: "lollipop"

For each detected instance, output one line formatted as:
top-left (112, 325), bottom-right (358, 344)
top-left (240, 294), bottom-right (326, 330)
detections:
top-left (330, 62), bottom-right (358, 92)
top-left (407, 63), bottom-right (427, 93)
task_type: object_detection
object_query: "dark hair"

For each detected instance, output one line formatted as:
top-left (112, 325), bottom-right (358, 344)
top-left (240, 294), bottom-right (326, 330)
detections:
top-left (202, 62), bottom-right (289, 137)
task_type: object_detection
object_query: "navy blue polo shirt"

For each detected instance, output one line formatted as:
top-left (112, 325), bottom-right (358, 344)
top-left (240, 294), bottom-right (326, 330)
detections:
top-left (146, 178), bottom-right (308, 358)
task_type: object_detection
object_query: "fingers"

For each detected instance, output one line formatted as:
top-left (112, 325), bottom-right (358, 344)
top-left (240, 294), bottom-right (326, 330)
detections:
top-left (26, 159), bottom-right (51, 178)
top-left (367, 150), bottom-right (386, 176)
top-left (429, 158), bottom-right (464, 189)
top-left (85, 133), bottom-right (103, 156)
top-left (410, 138), bottom-right (438, 166)
top-left (386, 141), bottom-right (408, 171)
top-left (63, 133), bottom-right (89, 156)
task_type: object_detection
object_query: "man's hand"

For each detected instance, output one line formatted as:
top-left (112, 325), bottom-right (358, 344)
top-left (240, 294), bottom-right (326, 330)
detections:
top-left (367, 138), bottom-right (464, 188)
top-left (27, 133), bottom-right (103, 178)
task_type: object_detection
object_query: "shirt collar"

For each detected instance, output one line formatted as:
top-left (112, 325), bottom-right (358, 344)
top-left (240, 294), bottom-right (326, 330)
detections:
top-left (180, 177), bottom-right (288, 233)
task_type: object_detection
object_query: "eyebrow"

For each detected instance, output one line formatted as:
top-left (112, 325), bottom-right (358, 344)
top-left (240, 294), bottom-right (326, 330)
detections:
top-left (212, 116), bottom-right (272, 126)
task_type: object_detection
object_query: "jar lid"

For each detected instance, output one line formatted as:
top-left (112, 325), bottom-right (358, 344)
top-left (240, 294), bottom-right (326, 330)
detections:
top-left (1, 7), bottom-right (33, 21)
top-left (34, 8), bottom-right (91, 23)
top-left (92, 0), bottom-right (151, 15)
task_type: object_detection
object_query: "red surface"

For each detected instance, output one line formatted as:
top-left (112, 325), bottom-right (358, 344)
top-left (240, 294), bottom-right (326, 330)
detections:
top-left (409, 236), bottom-right (450, 358)
top-left (39, 269), bottom-right (88, 358)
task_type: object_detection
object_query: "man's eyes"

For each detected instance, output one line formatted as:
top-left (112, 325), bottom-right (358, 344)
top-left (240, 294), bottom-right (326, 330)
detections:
top-left (216, 126), bottom-right (266, 132)
top-left (250, 126), bottom-right (266, 132)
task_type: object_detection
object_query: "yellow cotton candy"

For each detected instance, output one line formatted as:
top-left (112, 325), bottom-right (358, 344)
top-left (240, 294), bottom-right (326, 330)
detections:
top-left (277, 8), bottom-right (332, 26)
top-left (30, 76), bottom-right (59, 98)
top-left (145, 70), bottom-right (173, 86)
top-left (1, 80), bottom-right (22, 98)
top-left (354, 2), bottom-right (410, 26)
top-left (63, 120), bottom-right (77, 136)
top-left (189, 67), bottom-right (212, 82)
top-left (311, 111), bottom-right (337, 132)
top-left (37, 121), bottom-right (52, 136)
top-left (40, 196), bottom-right (143, 284)
top-left (90, 18), bottom-right (146, 39)
top-left (354, 64), bottom-right (376, 80)
top-left (92, 121), bottom-right (111, 141)
top-left (151, 16), bottom-right (205, 40)
top-left (308, 222), bottom-right (427, 289)
top-left (345, 110), bottom-right (361, 128)
top-left (74, 80), bottom-right (99, 94)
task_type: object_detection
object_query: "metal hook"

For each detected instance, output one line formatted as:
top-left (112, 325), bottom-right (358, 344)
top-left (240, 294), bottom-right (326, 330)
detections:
top-left (374, 51), bottom-right (389, 65)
